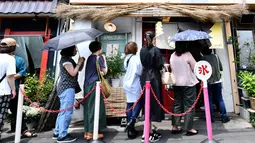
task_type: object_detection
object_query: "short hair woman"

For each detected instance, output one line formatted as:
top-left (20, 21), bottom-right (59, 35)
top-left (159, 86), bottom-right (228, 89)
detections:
top-left (83, 41), bottom-right (108, 141)
top-left (123, 42), bottom-right (143, 139)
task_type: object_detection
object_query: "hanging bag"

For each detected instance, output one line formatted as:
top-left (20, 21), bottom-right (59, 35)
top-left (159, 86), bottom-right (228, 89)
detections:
top-left (96, 57), bottom-right (112, 98)
top-left (161, 65), bottom-right (175, 85)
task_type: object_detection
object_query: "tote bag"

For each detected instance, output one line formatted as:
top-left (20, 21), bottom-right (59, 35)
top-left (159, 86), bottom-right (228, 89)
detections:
top-left (96, 57), bottom-right (112, 98)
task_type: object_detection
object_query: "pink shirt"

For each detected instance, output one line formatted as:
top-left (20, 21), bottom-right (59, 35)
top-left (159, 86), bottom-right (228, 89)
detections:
top-left (170, 52), bottom-right (199, 86)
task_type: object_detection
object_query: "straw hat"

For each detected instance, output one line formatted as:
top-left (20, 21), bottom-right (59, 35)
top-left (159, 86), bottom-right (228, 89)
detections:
top-left (104, 22), bottom-right (116, 32)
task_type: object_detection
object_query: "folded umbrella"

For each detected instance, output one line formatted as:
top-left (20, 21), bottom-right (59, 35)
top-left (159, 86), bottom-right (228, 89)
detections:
top-left (170, 30), bottom-right (212, 42)
top-left (42, 28), bottom-right (103, 51)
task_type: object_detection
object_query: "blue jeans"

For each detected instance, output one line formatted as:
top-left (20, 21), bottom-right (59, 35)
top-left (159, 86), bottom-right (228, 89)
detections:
top-left (54, 88), bottom-right (75, 139)
top-left (126, 101), bottom-right (142, 124)
top-left (208, 83), bottom-right (228, 121)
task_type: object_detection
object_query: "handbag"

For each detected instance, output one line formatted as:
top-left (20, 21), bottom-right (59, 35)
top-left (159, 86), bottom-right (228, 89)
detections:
top-left (96, 57), bottom-right (112, 98)
top-left (161, 65), bottom-right (175, 85)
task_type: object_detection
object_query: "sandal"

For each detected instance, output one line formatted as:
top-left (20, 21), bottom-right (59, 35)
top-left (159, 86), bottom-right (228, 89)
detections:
top-left (185, 129), bottom-right (198, 136)
top-left (21, 130), bottom-right (37, 138)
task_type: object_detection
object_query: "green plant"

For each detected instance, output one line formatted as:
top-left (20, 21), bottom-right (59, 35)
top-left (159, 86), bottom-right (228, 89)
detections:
top-left (24, 73), bottom-right (54, 107)
top-left (250, 113), bottom-right (255, 128)
top-left (105, 53), bottom-right (125, 79)
top-left (251, 53), bottom-right (255, 65)
top-left (231, 36), bottom-right (255, 70)
top-left (238, 71), bottom-right (255, 98)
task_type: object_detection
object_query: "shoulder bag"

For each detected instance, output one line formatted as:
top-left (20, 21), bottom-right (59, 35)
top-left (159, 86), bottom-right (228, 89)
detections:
top-left (0, 74), bottom-right (6, 84)
top-left (96, 57), bottom-right (112, 98)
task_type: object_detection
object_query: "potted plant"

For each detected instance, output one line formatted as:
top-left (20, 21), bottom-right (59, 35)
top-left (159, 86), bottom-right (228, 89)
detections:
top-left (23, 105), bottom-right (42, 130)
top-left (105, 53), bottom-right (125, 87)
top-left (24, 73), bottom-right (54, 107)
top-left (23, 72), bottom-right (54, 128)
top-left (238, 71), bottom-right (255, 109)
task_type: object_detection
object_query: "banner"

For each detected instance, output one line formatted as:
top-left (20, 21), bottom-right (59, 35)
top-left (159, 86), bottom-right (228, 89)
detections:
top-left (155, 22), bottom-right (178, 50)
top-left (209, 22), bottom-right (224, 49)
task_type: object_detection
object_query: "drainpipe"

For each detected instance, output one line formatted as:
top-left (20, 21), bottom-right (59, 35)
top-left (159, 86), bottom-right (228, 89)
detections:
top-left (54, 18), bottom-right (61, 84)
top-left (132, 18), bottom-right (136, 42)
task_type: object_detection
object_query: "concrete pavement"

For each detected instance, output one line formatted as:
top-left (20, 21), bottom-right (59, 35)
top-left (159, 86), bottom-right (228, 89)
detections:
top-left (1, 114), bottom-right (255, 143)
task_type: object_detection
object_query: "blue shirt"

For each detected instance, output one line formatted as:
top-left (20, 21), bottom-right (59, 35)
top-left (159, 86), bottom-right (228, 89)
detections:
top-left (14, 56), bottom-right (26, 90)
top-left (84, 55), bottom-right (105, 87)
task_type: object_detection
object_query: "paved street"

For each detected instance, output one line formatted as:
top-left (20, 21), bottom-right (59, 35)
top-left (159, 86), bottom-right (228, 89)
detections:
top-left (1, 114), bottom-right (255, 143)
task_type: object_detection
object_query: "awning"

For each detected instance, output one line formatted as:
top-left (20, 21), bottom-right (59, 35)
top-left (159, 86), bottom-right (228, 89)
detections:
top-left (56, 3), bottom-right (248, 22)
top-left (0, 0), bottom-right (57, 15)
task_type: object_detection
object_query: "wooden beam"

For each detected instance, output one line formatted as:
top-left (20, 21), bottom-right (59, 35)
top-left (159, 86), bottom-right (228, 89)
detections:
top-left (224, 21), bottom-right (240, 114)
top-left (70, 0), bottom-right (238, 5)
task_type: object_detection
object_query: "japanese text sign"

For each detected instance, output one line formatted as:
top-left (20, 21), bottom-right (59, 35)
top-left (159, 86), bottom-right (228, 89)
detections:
top-left (194, 61), bottom-right (212, 81)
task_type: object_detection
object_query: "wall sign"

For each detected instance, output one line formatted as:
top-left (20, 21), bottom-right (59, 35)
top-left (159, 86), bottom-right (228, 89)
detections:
top-left (100, 33), bottom-right (127, 57)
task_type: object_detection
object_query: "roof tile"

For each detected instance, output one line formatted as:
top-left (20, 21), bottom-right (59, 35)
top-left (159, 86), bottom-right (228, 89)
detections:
top-left (0, 0), bottom-right (57, 14)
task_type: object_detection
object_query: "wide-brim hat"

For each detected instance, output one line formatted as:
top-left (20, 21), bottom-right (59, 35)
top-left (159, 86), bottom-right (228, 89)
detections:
top-left (104, 22), bottom-right (117, 32)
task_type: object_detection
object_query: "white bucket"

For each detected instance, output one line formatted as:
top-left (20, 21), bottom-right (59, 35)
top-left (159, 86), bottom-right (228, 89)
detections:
top-left (111, 79), bottom-right (120, 87)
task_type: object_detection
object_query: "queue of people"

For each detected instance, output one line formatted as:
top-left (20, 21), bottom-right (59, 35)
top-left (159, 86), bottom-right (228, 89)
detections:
top-left (0, 31), bottom-right (230, 143)
top-left (122, 31), bottom-right (230, 142)
top-left (51, 31), bottom-right (230, 143)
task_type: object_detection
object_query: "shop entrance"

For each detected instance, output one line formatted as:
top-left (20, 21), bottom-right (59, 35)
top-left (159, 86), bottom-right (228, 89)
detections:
top-left (141, 17), bottom-right (213, 113)
top-left (4, 28), bottom-right (51, 81)
top-left (142, 18), bottom-right (175, 112)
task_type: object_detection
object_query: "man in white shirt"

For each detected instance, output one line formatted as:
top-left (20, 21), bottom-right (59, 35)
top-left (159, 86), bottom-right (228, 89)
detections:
top-left (0, 38), bottom-right (17, 139)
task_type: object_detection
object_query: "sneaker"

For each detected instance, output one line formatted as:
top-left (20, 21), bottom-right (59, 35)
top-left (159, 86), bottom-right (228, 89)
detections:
top-left (57, 135), bottom-right (76, 143)
top-left (152, 130), bottom-right (162, 138)
top-left (141, 133), bottom-right (160, 143)
top-left (52, 134), bottom-right (58, 140)
top-left (222, 117), bottom-right (230, 123)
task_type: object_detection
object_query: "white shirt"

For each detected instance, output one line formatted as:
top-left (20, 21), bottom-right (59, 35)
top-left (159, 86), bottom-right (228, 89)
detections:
top-left (0, 54), bottom-right (16, 95)
top-left (123, 54), bottom-right (143, 103)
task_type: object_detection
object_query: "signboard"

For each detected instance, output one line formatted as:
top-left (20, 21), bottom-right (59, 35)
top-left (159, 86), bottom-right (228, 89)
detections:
top-left (194, 61), bottom-right (212, 81)
top-left (99, 33), bottom-right (127, 57)
top-left (209, 23), bottom-right (224, 49)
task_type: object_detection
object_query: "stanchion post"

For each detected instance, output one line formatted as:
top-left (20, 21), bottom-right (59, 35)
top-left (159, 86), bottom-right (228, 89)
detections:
top-left (201, 81), bottom-right (219, 143)
top-left (144, 81), bottom-right (151, 143)
top-left (91, 81), bottom-right (105, 143)
top-left (194, 61), bottom-right (219, 143)
top-left (14, 84), bottom-right (24, 143)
